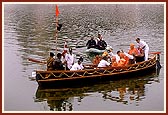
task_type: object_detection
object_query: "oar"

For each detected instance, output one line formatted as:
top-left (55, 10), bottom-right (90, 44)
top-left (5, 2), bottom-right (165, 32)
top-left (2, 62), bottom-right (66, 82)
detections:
top-left (28, 58), bottom-right (46, 64)
top-left (149, 52), bottom-right (161, 55)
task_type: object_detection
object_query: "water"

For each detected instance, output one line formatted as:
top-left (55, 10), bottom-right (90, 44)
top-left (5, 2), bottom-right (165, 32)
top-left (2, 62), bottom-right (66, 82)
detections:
top-left (3, 3), bottom-right (165, 112)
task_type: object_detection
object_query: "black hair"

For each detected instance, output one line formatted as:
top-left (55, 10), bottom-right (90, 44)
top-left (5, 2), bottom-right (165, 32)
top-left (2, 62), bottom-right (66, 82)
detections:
top-left (50, 52), bottom-right (55, 57)
top-left (79, 57), bottom-right (83, 62)
top-left (57, 53), bottom-right (62, 58)
top-left (117, 51), bottom-right (120, 54)
top-left (136, 38), bottom-right (140, 41)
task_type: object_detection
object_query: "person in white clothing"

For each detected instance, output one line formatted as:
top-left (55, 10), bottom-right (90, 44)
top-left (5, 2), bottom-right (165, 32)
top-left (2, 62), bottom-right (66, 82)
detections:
top-left (136, 38), bottom-right (149, 61)
top-left (70, 57), bottom-right (84, 70)
top-left (64, 47), bottom-right (75, 70)
top-left (115, 51), bottom-right (121, 63)
top-left (98, 56), bottom-right (111, 67)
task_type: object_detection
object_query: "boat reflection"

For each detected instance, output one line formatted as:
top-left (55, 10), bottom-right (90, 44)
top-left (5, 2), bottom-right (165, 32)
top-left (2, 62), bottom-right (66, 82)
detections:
top-left (34, 68), bottom-right (160, 111)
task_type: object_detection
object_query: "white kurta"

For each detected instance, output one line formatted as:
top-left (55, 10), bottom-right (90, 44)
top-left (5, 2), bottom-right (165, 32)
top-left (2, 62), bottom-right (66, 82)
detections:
top-left (98, 59), bottom-right (110, 67)
top-left (137, 40), bottom-right (149, 61)
top-left (65, 53), bottom-right (75, 69)
top-left (115, 54), bottom-right (120, 63)
top-left (70, 63), bottom-right (84, 70)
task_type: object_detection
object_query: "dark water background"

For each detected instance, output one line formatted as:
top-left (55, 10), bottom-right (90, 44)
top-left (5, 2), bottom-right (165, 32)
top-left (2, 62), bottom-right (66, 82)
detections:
top-left (3, 3), bottom-right (165, 111)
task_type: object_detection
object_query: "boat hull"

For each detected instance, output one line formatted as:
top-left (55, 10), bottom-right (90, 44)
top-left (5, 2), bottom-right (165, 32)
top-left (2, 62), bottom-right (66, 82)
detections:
top-left (85, 48), bottom-right (105, 54)
top-left (36, 55), bottom-right (159, 88)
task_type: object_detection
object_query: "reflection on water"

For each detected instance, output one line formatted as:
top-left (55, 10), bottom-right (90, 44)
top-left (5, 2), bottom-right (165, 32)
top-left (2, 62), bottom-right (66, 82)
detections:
top-left (35, 68), bottom-right (160, 111)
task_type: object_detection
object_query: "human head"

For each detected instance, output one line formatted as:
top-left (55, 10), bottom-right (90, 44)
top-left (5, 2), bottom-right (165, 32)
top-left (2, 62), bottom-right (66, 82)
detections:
top-left (136, 38), bottom-right (140, 43)
top-left (57, 53), bottom-right (62, 59)
top-left (50, 52), bottom-right (55, 57)
top-left (79, 57), bottom-right (83, 62)
top-left (102, 56), bottom-right (108, 61)
top-left (102, 51), bottom-right (108, 57)
top-left (95, 55), bottom-right (99, 58)
top-left (78, 59), bottom-right (82, 65)
top-left (98, 33), bottom-right (102, 39)
top-left (130, 43), bottom-right (135, 49)
top-left (111, 56), bottom-right (116, 62)
top-left (69, 47), bottom-right (72, 54)
top-left (91, 36), bottom-right (94, 40)
top-left (117, 51), bottom-right (121, 56)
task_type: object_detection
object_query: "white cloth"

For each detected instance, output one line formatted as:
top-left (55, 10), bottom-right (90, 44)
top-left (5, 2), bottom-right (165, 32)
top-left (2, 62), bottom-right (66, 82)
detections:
top-left (115, 54), bottom-right (120, 63)
top-left (70, 63), bottom-right (84, 70)
top-left (124, 52), bottom-right (134, 59)
top-left (65, 53), bottom-right (75, 69)
top-left (137, 40), bottom-right (149, 61)
top-left (108, 52), bottom-right (115, 57)
top-left (98, 59), bottom-right (110, 67)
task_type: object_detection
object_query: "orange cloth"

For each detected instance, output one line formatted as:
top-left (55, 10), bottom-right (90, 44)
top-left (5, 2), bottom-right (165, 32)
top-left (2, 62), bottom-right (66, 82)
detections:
top-left (124, 56), bottom-right (129, 65)
top-left (128, 48), bottom-right (139, 56)
top-left (111, 56), bottom-right (118, 67)
top-left (112, 62), bottom-right (118, 67)
top-left (92, 55), bottom-right (101, 65)
top-left (118, 58), bottom-right (127, 66)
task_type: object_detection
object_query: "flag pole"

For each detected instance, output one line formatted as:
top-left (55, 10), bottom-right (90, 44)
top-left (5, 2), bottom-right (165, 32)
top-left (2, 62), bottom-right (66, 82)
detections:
top-left (55, 5), bottom-right (59, 56)
top-left (55, 16), bottom-right (58, 56)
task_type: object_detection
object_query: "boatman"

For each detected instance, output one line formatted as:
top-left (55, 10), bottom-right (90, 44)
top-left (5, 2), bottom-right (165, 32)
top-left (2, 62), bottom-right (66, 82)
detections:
top-left (136, 38), bottom-right (149, 61)
top-left (86, 36), bottom-right (96, 49)
top-left (97, 34), bottom-right (107, 50)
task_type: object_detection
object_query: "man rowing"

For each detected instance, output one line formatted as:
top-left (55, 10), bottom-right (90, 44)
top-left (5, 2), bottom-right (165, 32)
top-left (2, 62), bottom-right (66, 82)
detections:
top-left (136, 38), bottom-right (149, 61)
top-left (97, 33), bottom-right (107, 50)
top-left (86, 36), bottom-right (96, 49)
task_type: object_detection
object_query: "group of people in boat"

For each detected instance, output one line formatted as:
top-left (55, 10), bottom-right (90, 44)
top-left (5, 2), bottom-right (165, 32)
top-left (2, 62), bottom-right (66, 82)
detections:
top-left (92, 37), bottom-right (149, 67)
top-left (47, 36), bottom-right (149, 71)
top-left (47, 47), bottom-right (84, 71)
top-left (86, 33), bottom-right (107, 50)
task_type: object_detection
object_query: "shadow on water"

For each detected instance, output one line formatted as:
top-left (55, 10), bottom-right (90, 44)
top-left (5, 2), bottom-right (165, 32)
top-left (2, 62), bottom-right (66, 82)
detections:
top-left (34, 68), bottom-right (160, 111)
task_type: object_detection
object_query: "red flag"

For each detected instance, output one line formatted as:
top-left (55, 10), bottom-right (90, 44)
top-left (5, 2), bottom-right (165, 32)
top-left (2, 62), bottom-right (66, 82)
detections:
top-left (56, 5), bottom-right (59, 16)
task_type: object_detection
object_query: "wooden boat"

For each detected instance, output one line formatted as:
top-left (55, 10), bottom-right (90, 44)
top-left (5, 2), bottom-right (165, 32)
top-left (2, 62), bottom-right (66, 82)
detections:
top-left (35, 53), bottom-right (161, 88)
top-left (85, 45), bottom-right (111, 55)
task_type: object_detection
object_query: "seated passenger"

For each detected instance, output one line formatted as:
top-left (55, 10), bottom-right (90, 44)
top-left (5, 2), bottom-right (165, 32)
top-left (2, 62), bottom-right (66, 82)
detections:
top-left (70, 57), bottom-right (84, 71)
top-left (92, 55), bottom-right (101, 65)
top-left (98, 56), bottom-right (111, 67)
top-left (111, 56), bottom-right (118, 67)
top-left (86, 36), bottom-right (96, 49)
top-left (115, 51), bottom-right (121, 63)
top-left (128, 43), bottom-right (138, 56)
top-left (117, 53), bottom-right (128, 67)
top-left (47, 52), bottom-right (55, 71)
top-left (53, 53), bottom-right (64, 70)
top-left (127, 43), bottom-right (138, 64)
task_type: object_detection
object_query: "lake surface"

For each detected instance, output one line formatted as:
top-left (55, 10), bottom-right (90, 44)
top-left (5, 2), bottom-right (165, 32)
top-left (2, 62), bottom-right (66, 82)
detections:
top-left (3, 3), bottom-right (165, 112)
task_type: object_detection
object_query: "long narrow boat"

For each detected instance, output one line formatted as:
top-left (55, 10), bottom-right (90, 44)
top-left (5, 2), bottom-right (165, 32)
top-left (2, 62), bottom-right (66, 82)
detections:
top-left (35, 53), bottom-right (161, 88)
